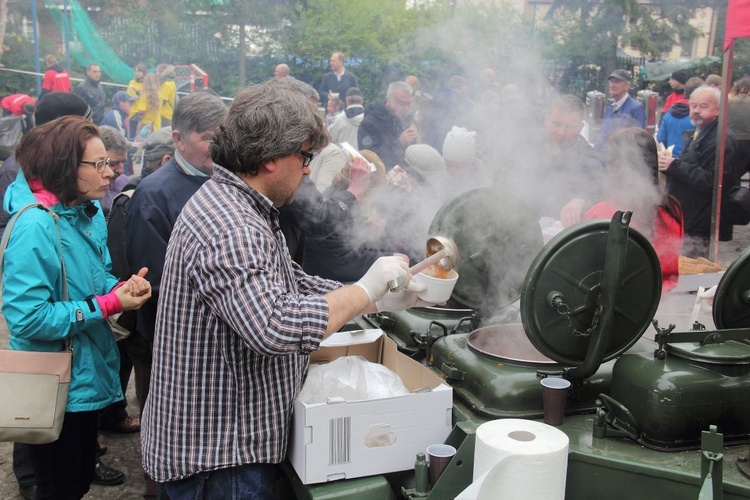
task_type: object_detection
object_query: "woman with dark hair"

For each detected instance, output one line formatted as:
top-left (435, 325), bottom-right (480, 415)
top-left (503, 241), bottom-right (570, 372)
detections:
top-left (1, 115), bottom-right (152, 499)
top-left (584, 127), bottom-right (684, 291)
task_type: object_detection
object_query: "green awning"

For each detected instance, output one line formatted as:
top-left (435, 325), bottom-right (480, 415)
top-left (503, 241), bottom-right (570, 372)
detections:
top-left (643, 57), bottom-right (720, 82)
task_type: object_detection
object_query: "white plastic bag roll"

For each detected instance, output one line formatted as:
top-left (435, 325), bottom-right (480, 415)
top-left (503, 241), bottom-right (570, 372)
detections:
top-left (457, 419), bottom-right (569, 500)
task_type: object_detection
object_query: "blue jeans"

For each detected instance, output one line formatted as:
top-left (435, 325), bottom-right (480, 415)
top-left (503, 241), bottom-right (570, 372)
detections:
top-left (158, 464), bottom-right (280, 500)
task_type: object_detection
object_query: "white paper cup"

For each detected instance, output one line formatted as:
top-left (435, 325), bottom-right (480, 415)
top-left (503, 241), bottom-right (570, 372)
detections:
top-left (413, 270), bottom-right (458, 303)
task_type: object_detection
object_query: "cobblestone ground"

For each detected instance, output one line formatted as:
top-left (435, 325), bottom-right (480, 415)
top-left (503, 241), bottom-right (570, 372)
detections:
top-left (0, 226), bottom-right (748, 499)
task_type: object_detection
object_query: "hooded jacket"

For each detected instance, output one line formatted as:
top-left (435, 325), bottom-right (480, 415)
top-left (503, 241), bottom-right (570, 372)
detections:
top-left (40, 64), bottom-right (71, 97)
top-left (329, 105), bottom-right (364, 148)
top-left (357, 102), bottom-right (405, 170)
top-left (657, 101), bottom-right (693, 157)
top-left (2, 171), bottom-right (122, 412)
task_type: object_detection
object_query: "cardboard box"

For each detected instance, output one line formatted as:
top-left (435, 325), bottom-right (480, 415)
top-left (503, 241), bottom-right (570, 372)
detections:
top-left (288, 329), bottom-right (453, 484)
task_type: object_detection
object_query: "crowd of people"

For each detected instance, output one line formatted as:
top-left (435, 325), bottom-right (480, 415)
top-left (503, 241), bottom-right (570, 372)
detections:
top-left (0, 51), bottom-right (748, 499)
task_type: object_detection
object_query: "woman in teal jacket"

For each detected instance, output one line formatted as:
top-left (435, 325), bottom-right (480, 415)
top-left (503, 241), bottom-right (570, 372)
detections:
top-left (2, 116), bottom-right (152, 499)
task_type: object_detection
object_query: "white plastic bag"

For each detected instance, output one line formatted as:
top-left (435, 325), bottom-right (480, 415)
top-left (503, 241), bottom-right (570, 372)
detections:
top-left (298, 356), bottom-right (410, 404)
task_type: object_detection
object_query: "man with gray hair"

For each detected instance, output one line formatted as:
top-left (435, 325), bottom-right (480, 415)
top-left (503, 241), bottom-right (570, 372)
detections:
top-left (141, 81), bottom-right (421, 495)
top-left (98, 125), bottom-right (131, 214)
top-left (126, 91), bottom-right (227, 498)
top-left (358, 80), bottom-right (417, 169)
top-left (658, 85), bottom-right (739, 257)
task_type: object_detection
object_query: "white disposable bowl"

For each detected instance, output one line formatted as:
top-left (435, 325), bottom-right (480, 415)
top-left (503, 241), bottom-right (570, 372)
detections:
top-left (414, 270), bottom-right (459, 303)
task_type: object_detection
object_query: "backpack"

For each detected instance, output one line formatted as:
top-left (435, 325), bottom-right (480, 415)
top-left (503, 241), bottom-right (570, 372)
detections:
top-left (106, 189), bottom-right (137, 336)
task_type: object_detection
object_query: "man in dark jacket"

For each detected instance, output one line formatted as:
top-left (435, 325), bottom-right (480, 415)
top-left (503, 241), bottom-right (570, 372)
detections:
top-left (318, 52), bottom-right (358, 106)
top-left (126, 92), bottom-right (227, 358)
top-left (659, 85), bottom-right (738, 258)
top-left (508, 94), bottom-right (605, 226)
top-left (73, 63), bottom-right (107, 124)
top-left (358, 81), bottom-right (417, 170)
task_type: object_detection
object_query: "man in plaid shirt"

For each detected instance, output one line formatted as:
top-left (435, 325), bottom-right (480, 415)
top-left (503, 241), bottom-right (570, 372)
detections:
top-left (141, 81), bottom-right (429, 498)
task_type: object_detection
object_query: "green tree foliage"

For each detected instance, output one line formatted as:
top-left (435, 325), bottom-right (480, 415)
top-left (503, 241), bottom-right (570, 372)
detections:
top-left (400, 1), bottom-right (535, 91)
top-left (0, 32), bottom-right (37, 97)
top-left (537, 0), bottom-right (726, 96)
top-left (0, 3), bottom-right (56, 96)
top-left (270, 0), bottom-right (420, 101)
top-left (6, 0), bottom-right (750, 103)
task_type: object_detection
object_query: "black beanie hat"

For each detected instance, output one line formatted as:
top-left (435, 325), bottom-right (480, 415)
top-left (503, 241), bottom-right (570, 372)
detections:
top-left (34, 92), bottom-right (93, 126)
top-left (670, 70), bottom-right (688, 85)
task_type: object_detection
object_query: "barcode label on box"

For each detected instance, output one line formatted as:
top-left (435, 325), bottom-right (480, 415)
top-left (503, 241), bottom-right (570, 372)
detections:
top-left (329, 417), bottom-right (351, 465)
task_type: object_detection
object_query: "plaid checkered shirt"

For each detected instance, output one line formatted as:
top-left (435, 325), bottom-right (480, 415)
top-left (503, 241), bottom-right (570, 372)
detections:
top-left (141, 165), bottom-right (340, 482)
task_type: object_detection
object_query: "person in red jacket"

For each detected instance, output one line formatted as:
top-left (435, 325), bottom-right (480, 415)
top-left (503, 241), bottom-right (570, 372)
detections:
top-left (39, 55), bottom-right (71, 98)
top-left (584, 127), bottom-right (684, 291)
top-left (662, 70), bottom-right (688, 115)
top-left (1, 94), bottom-right (35, 133)
top-left (1, 94), bottom-right (35, 116)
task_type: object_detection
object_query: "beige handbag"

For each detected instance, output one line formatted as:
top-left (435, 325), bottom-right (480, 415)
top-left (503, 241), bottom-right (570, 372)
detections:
top-left (0, 203), bottom-right (73, 444)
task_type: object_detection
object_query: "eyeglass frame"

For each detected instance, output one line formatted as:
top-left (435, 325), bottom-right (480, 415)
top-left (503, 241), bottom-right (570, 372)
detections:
top-left (80, 158), bottom-right (111, 173)
top-left (297, 150), bottom-right (314, 167)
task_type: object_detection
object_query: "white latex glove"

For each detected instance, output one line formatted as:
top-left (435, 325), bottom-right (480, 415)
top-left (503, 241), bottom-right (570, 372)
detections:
top-left (376, 281), bottom-right (440, 312)
top-left (698, 285), bottom-right (717, 306)
top-left (354, 256), bottom-right (410, 303)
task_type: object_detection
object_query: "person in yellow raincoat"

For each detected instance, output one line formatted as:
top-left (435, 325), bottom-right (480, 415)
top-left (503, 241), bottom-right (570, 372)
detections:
top-left (157, 64), bottom-right (177, 127)
top-left (129, 73), bottom-right (162, 134)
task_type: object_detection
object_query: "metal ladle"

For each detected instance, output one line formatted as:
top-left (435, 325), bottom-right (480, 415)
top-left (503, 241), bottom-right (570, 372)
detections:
top-left (387, 236), bottom-right (459, 292)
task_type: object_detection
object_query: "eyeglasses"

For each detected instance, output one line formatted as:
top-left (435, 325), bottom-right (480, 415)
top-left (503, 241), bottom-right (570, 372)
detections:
top-left (297, 150), bottom-right (314, 167)
top-left (80, 158), bottom-right (110, 173)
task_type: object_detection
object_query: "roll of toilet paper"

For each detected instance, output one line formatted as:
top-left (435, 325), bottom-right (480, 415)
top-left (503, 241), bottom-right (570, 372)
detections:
top-left (458, 419), bottom-right (569, 500)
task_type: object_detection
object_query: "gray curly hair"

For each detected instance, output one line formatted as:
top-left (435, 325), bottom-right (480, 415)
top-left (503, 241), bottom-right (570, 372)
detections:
top-left (210, 81), bottom-right (329, 175)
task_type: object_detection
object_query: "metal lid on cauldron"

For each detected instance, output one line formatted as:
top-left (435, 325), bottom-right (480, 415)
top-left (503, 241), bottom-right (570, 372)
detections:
top-left (520, 219), bottom-right (662, 367)
top-left (427, 187), bottom-right (544, 315)
top-left (713, 244), bottom-right (750, 329)
top-left (665, 337), bottom-right (750, 364)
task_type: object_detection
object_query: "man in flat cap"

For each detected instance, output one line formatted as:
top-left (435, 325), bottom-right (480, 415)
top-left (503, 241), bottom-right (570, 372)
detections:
top-left (594, 69), bottom-right (646, 153)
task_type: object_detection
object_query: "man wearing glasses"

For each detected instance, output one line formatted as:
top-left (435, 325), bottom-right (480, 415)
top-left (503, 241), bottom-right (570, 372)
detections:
top-left (141, 82), bottom-right (423, 497)
top-left (124, 91), bottom-right (228, 498)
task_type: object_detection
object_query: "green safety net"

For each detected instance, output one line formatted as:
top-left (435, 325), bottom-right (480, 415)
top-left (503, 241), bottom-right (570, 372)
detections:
top-left (45, 0), bottom-right (133, 83)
